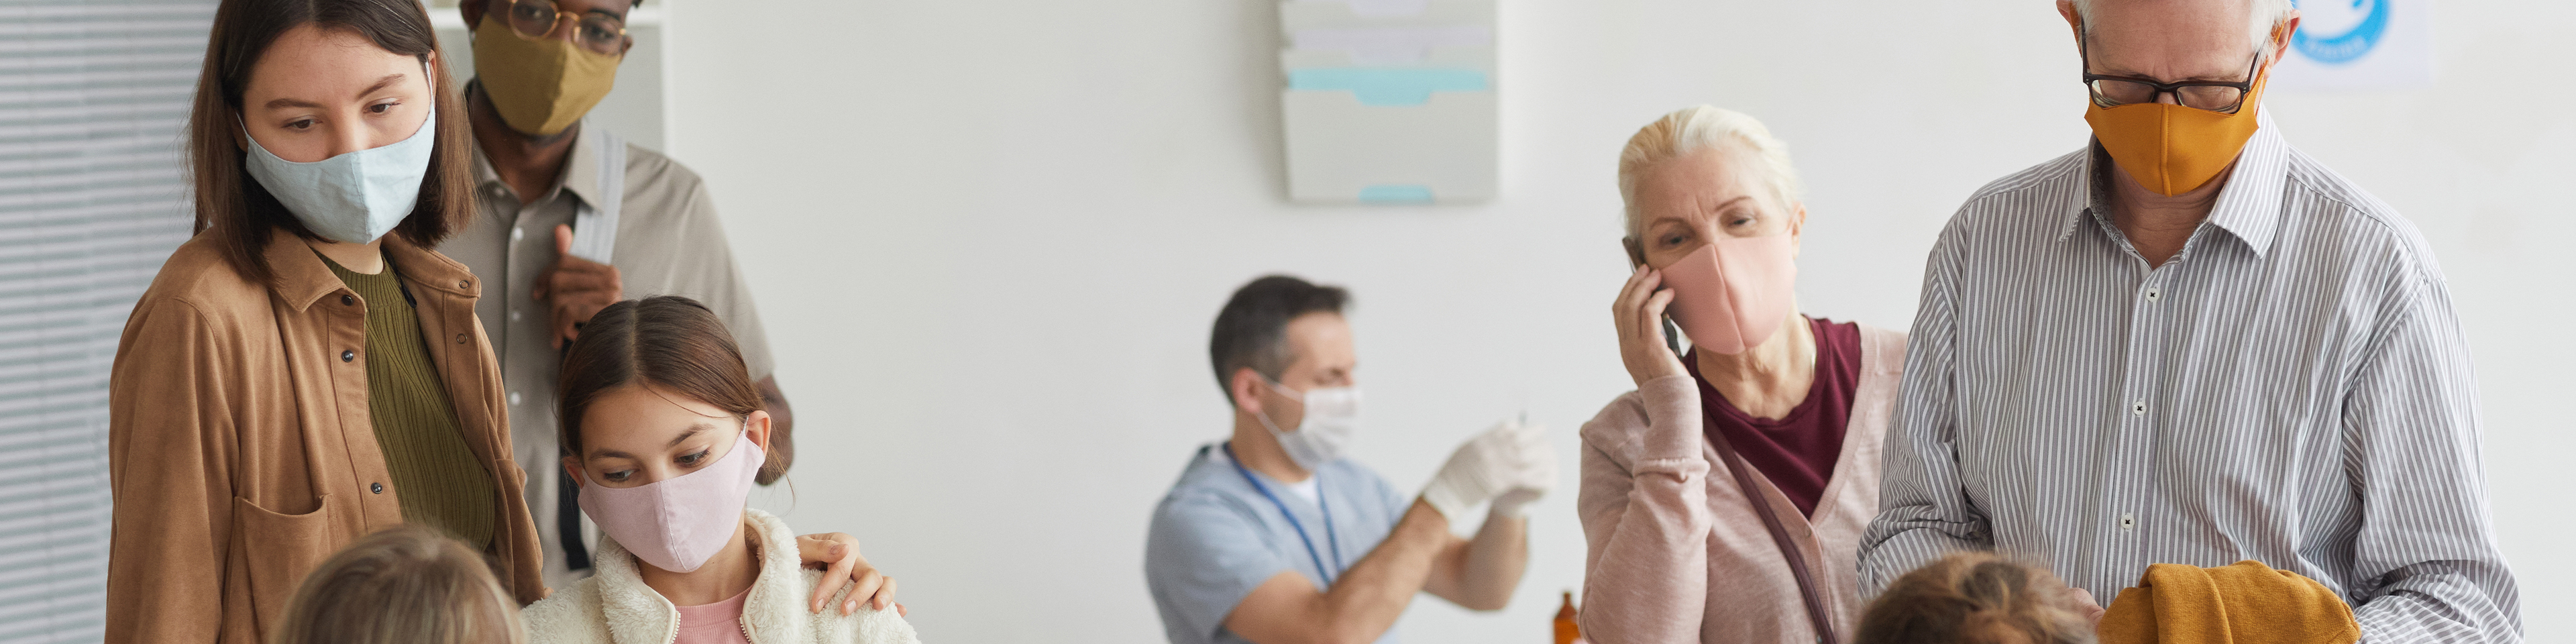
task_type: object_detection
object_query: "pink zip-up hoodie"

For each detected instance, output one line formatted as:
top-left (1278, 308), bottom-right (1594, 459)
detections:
top-left (1576, 324), bottom-right (1904, 644)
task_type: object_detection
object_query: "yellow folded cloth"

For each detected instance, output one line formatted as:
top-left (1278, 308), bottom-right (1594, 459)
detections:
top-left (2097, 560), bottom-right (2359, 644)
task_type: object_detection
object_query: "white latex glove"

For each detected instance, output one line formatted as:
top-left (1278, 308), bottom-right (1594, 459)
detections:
top-left (1421, 419), bottom-right (1554, 522)
top-left (1489, 435), bottom-right (1558, 519)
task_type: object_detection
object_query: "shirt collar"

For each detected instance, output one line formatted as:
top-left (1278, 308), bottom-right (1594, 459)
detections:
top-left (466, 119), bottom-right (610, 211)
top-left (2059, 110), bottom-right (2290, 258)
top-left (262, 227), bottom-right (482, 312)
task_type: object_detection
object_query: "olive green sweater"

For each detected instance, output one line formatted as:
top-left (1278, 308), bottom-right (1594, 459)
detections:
top-left (323, 252), bottom-right (497, 550)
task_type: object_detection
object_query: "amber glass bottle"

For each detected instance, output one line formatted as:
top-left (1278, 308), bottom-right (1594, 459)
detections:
top-left (1554, 590), bottom-right (1582, 644)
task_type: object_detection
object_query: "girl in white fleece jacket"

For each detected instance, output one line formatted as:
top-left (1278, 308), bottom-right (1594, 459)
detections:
top-left (520, 297), bottom-right (920, 644)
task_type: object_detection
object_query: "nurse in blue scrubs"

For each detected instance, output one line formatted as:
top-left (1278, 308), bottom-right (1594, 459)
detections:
top-left (1144, 275), bottom-right (1556, 644)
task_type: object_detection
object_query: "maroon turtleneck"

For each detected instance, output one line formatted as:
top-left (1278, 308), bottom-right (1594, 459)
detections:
top-left (1682, 316), bottom-right (1861, 517)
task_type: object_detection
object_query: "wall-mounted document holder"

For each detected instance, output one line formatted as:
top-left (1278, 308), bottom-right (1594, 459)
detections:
top-left (1279, 0), bottom-right (1497, 204)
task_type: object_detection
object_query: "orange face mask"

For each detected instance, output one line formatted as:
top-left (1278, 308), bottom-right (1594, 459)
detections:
top-left (2082, 76), bottom-right (2267, 197)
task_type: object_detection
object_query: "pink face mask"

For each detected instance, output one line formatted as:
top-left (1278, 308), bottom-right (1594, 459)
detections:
top-left (1658, 235), bottom-right (1798, 355)
top-left (577, 431), bottom-right (766, 573)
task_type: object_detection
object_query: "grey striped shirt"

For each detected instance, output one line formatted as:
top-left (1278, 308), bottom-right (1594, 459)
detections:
top-left (1857, 115), bottom-right (2521, 642)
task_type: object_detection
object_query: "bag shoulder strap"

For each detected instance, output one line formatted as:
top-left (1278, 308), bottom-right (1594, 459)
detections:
top-left (566, 122), bottom-right (625, 264)
top-left (1707, 428), bottom-right (1841, 644)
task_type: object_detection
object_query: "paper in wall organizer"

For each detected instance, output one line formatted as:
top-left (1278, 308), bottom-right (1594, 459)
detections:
top-left (1281, 0), bottom-right (1495, 32)
top-left (1282, 89), bottom-right (1495, 203)
top-left (1277, 0), bottom-right (1497, 205)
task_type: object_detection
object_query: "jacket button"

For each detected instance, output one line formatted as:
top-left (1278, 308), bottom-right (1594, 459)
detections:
top-left (458, 279), bottom-right (470, 288)
top-left (370, 482), bottom-right (383, 494)
top-left (341, 294), bottom-right (355, 306)
top-left (455, 333), bottom-right (469, 344)
top-left (341, 350), bottom-right (356, 362)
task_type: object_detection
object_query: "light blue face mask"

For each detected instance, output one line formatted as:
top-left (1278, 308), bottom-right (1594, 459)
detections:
top-left (241, 104), bottom-right (437, 244)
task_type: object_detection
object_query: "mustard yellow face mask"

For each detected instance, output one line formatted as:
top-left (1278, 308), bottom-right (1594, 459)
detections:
top-left (472, 11), bottom-right (620, 137)
top-left (2080, 38), bottom-right (2272, 199)
top-left (2082, 76), bottom-right (2265, 197)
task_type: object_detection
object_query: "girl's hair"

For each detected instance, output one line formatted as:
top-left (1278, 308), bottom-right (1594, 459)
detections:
top-left (556, 296), bottom-right (782, 480)
top-left (188, 0), bottom-right (474, 284)
top-left (269, 525), bottom-right (523, 644)
top-left (1855, 552), bottom-right (2097, 644)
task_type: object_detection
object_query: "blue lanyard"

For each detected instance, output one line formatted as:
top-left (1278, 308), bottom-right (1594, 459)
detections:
top-left (1223, 443), bottom-right (1343, 586)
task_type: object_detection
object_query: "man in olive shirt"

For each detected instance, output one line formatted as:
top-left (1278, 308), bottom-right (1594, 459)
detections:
top-left (445, 0), bottom-right (794, 586)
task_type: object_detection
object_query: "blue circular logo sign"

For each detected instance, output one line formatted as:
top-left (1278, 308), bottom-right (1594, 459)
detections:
top-left (2291, 0), bottom-right (2391, 64)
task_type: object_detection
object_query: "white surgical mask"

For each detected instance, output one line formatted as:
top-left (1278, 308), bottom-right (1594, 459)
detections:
top-left (1254, 379), bottom-right (1360, 472)
top-left (241, 103), bottom-right (437, 244)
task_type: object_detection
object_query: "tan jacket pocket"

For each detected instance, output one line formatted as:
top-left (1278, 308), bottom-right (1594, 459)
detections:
top-left (232, 494), bottom-right (337, 627)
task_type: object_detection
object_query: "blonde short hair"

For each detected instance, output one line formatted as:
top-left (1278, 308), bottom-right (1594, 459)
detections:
top-left (269, 526), bottom-right (525, 644)
top-left (1615, 105), bottom-right (1802, 237)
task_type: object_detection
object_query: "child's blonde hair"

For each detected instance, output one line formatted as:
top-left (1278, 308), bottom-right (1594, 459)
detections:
top-left (1856, 552), bottom-right (2096, 644)
top-left (269, 525), bottom-right (525, 644)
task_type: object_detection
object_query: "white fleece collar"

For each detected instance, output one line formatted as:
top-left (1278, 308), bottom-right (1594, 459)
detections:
top-left (591, 508), bottom-right (814, 644)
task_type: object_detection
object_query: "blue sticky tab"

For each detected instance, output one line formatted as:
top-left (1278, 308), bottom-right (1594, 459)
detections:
top-left (1287, 68), bottom-right (1489, 106)
top-left (1357, 184), bottom-right (1436, 203)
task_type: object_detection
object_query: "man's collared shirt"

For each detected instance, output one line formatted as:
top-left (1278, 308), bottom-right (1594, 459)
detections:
top-left (445, 124), bottom-right (776, 587)
top-left (1858, 115), bottom-right (2522, 643)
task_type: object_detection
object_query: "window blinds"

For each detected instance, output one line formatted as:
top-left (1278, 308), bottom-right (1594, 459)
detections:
top-left (0, 1), bottom-right (209, 641)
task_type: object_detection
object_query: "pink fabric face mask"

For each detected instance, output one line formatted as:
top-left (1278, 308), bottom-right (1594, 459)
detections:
top-left (1658, 235), bottom-right (1798, 355)
top-left (578, 431), bottom-right (766, 573)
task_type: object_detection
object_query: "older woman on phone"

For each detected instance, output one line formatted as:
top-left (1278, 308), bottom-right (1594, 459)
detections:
top-left (1575, 106), bottom-right (1906, 644)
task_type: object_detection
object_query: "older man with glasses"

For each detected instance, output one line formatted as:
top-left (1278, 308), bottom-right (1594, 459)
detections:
top-left (1857, 1), bottom-right (2523, 642)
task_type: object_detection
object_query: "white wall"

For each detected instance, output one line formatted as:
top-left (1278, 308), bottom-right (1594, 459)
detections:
top-left (662, 0), bottom-right (2575, 641)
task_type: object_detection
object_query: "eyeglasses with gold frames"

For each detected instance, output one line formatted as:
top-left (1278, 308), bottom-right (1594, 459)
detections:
top-left (496, 0), bottom-right (629, 56)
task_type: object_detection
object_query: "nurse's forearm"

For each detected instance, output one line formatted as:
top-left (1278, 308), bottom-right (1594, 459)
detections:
top-left (1226, 500), bottom-right (1454, 644)
top-left (1453, 511), bottom-right (1527, 610)
top-left (1317, 499), bottom-right (1453, 641)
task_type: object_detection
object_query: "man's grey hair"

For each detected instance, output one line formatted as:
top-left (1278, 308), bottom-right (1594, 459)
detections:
top-left (2070, 0), bottom-right (2296, 59)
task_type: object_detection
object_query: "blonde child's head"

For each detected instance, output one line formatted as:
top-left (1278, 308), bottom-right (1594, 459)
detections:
top-left (270, 525), bottom-right (523, 644)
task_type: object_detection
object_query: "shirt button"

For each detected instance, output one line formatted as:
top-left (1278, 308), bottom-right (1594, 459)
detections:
top-left (511, 309), bottom-right (523, 322)
top-left (508, 391), bottom-right (523, 406)
top-left (370, 482), bottom-right (384, 494)
top-left (341, 350), bottom-right (356, 362)
top-left (2130, 400), bottom-right (2147, 416)
top-left (2144, 287), bottom-right (2161, 301)
top-left (341, 294), bottom-right (356, 306)
top-left (512, 227), bottom-right (526, 242)
top-left (2119, 512), bottom-right (2136, 530)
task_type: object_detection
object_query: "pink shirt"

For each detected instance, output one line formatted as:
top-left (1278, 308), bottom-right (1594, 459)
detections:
top-left (672, 586), bottom-right (753, 644)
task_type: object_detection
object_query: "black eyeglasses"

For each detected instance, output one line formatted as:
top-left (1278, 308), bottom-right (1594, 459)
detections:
top-left (2080, 50), bottom-right (2259, 113)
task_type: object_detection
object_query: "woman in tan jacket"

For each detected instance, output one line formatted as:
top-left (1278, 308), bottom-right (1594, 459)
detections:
top-left (109, 2), bottom-right (902, 643)
top-left (1576, 106), bottom-right (1906, 644)
top-left (107, 1), bottom-right (541, 642)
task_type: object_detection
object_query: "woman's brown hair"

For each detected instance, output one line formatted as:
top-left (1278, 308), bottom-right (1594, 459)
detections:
top-left (269, 525), bottom-right (523, 644)
top-left (557, 296), bottom-right (783, 480)
top-left (188, 0), bottom-right (474, 284)
top-left (1855, 552), bottom-right (2097, 644)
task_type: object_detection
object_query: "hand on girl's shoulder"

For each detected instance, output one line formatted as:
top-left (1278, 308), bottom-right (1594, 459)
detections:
top-left (794, 569), bottom-right (922, 644)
